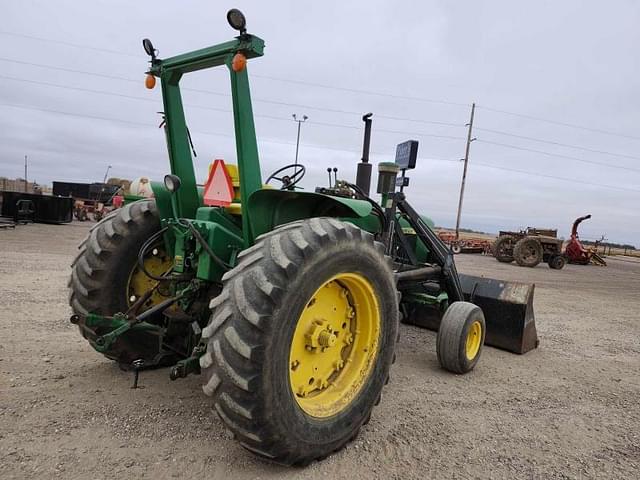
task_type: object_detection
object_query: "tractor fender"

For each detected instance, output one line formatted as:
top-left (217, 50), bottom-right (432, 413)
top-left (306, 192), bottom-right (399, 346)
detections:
top-left (247, 189), bottom-right (373, 239)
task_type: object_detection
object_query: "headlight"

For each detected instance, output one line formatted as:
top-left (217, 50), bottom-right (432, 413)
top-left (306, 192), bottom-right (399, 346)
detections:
top-left (164, 174), bottom-right (181, 193)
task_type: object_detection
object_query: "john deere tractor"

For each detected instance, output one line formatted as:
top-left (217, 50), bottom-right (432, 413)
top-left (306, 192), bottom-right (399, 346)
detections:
top-left (69, 9), bottom-right (537, 466)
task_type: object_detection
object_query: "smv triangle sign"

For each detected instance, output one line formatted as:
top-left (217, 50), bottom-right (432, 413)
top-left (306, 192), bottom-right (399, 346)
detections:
top-left (203, 159), bottom-right (234, 207)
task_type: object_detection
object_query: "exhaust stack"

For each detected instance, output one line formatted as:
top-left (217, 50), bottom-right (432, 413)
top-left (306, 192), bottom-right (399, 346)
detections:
top-left (356, 113), bottom-right (373, 195)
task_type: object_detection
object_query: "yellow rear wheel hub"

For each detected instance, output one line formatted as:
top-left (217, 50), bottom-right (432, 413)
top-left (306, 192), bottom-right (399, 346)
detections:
top-left (289, 273), bottom-right (380, 418)
top-left (127, 244), bottom-right (172, 310)
top-left (465, 320), bottom-right (482, 360)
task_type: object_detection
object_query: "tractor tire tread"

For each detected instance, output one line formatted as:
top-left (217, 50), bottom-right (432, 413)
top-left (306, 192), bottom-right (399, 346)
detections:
top-left (493, 235), bottom-right (515, 263)
top-left (436, 301), bottom-right (485, 374)
top-left (200, 218), bottom-right (397, 466)
top-left (513, 237), bottom-right (543, 268)
top-left (68, 199), bottom-right (160, 323)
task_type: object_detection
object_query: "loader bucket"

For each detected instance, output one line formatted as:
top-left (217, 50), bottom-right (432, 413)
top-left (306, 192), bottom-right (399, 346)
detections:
top-left (458, 274), bottom-right (538, 354)
top-left (402, 275), bottom-right (538, 354)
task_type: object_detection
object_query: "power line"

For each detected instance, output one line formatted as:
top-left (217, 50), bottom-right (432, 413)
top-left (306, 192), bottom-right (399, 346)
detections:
top-left (7, 62), bottom-right (638, 168)
top-left (0, 73), bottom-right (157, 103)
top-left (0, 56), bottom-right (141, 82)
top-left (0, 101), bottom-right (413, 158)
top-left (1, 101), bottom-right (637, 194)
top-left (476, 139), bottom-right (640, 174)
top-left (251, 73), bottom-right (470, 108)
top-left (0, 57), bottom-right (464, 130)
top-left (3, 30), bottom-right (638, 142)
top-left (0, 30), bottom-right (469, 108)
top-left (472, 161), bottom-right (640, 193)
top-left (0, 73), bottom-right (465, 142)
top-left (476, 105), bottom-right (640, 142)
top-left (475, 127), bottom-right (640, 161)
top-left (2, 60), bottom-right (638, 181)
top-left (0, 30), bottom-right (141, 58)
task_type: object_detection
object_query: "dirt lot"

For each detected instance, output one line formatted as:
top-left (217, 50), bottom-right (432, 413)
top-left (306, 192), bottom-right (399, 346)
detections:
top-left (1, 222), bottom-right (638, 479)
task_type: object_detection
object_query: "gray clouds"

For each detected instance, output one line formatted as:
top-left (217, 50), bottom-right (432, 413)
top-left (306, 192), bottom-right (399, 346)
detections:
top-left (0, 1), bottom-right (638, 243)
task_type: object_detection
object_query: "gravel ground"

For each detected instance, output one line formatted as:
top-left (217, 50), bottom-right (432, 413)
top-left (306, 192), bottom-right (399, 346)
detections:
top-left (1, 222), bottom-right (638, 479)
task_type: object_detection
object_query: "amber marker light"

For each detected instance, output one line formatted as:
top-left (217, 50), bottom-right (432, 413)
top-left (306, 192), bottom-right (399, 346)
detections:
top-left (145, 74), bottom-right (156, 89)
top-left (232, 53), bottom-right (247, 72)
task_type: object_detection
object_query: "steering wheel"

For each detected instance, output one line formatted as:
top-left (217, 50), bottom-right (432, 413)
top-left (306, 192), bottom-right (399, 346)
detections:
top-left (266, 164), bottom-right (306, 190)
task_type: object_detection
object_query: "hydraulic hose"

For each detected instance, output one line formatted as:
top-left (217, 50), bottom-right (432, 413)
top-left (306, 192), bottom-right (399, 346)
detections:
top-left (345, 182), bottom-right (387, 232)
top-left (177, 219), bottom-right (231, 271)
top-left (137, 226), bottom-right (191, 282)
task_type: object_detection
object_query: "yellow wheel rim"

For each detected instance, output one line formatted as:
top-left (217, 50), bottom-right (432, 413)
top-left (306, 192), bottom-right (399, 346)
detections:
top-left (465, 320), bottom-right (482, 360)
top-left (126, 243), bottom-right (172, 310)
top-left (289, 273), bottom-right (380, 418)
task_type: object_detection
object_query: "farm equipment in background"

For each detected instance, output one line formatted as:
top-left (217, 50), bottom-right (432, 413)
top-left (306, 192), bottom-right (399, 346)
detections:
top-left (437, 231), bottom-right (492, 254)
top-left (493, 215), bottom-right (607, 269)
top-left (0, 190), bottom-right (74, 225)
top-left (565, 214), bottom-right (607, 266)
top-left (493, 227), bottom-right (566, 269)
top-left (74, 199), bottom-right (114, 221)
top-left (68, 9), bottom-right (538, 466)
top-left (53, 181), bottom-right (123, 221)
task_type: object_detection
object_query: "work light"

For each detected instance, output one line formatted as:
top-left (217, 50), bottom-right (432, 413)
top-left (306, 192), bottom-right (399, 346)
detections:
top-left (227, 9), bottom-right (247, 33)
top-left (142, 38), bottom-right (156, 59)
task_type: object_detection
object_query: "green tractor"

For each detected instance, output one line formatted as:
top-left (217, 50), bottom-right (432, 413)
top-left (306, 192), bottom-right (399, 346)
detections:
top-left (69, 9), bottom-right (537, 466)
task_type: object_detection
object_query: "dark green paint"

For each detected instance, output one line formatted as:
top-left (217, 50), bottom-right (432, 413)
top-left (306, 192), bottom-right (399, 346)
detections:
top-left (247, 189), bottom-right (373, 238)
top-left (147, 34), bottom-right (265, 233)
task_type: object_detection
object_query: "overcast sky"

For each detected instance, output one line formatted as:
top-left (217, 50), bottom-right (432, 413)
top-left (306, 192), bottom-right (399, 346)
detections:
top-left (1, 1), bottom-right (638, 245)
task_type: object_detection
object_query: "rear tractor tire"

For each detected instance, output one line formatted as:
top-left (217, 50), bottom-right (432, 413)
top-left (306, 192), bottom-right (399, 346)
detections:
top-left (436, 301), bottom-right (486, 374)
top-left (493, 235), bottom-right (515, 263)
top-left (68, 199), bottom-right (174, 366)
top-left (199, 218), bottom-right (399, 466)
top-left (513, 237), bottom-right (543, 268)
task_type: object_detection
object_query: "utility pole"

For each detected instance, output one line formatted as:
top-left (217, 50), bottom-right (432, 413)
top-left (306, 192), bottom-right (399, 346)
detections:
top-left (102, 165), bottom-right (112, 184)
top-left (292, 114), bottom-right (308, 166)
top-left (24, 155), bottom-right (28, 192)
top-left (454, 103), bottom-right (476, 240)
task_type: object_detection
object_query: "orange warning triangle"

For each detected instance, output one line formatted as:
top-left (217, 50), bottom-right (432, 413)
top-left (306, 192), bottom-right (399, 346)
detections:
top-left (203, 159), bottom-right (234, 207)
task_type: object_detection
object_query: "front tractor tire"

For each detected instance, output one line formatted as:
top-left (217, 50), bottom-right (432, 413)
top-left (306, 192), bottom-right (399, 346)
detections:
top-left (199, 218), bottom-right (399, 466)
top-left (548, 254), bottom-right (566, 270)
top-left (437, 301), bottom-right (486, 374)
top-left (69, 199), bottom-right (173, 365)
